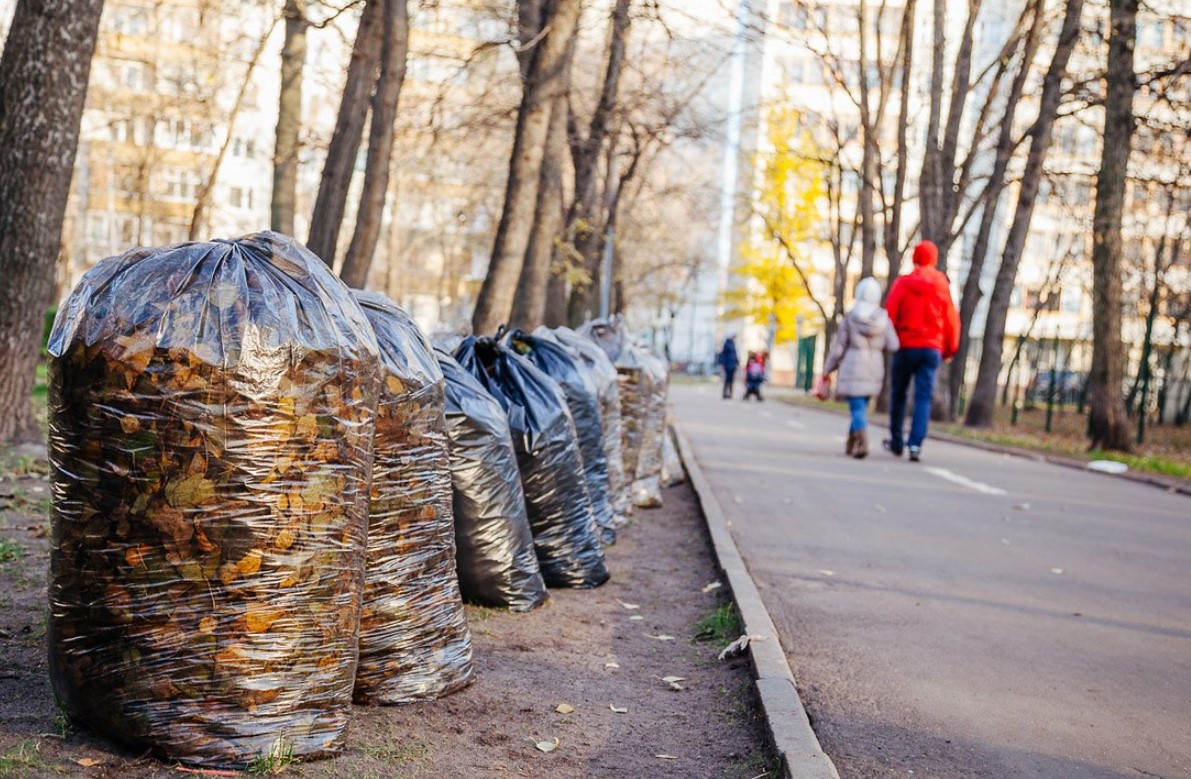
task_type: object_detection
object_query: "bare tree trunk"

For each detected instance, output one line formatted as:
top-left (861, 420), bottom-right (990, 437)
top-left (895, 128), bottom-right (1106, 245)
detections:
top-left (884, 0), bottom-right (917, 280)
top-left (561, 0), bottom-right (632, 325)
top-left (272, 0), bottom-right (307, 236)
top-left (918, 0), bottom-right (946, 251)
top-left (339, 0), bottom-right (409, 289)
top-left (511, 89), bottom-right (570, 329)
top-left (191, 13), bottom-right (279, 240)
top-left (856, 0), bottom-right (879, 279)
top-left (0, 0), bottom-right (104, 446)
top-left (948, 0), bottom-right (1043, 416)
top-left (965, 0), bottom-right (1085, 428)
top-left (307, 0), bottom-right (383, 266)
top-left (1087, 0), bottom-right (1138, 451)
top-left (472, 0), bottom-right (583, 334)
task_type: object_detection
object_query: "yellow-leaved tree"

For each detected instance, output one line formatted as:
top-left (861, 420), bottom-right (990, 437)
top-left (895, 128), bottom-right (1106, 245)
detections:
top-left (723, 105), bottom-right (830, 345)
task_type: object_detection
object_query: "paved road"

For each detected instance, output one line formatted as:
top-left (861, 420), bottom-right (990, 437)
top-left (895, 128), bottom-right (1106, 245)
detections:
top-left (672, 383), bottom-right (1191, 779)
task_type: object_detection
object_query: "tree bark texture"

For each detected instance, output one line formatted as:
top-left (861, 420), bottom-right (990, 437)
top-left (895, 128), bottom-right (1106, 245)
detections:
top-left (1087, 0), bottom-right (1138, 451)
top-left (339, 0), bottom-right (409, 289)
top-left (272, 0), bottom-right (308, 236)
top-left (561, 0), bottom-right (632, 325)
top-left (511, 88), bottom-right (570, 329)
top-left (948, 0), bottom-right (1043, 415)
top-left (884, 0), bottom-right (917, 280)
top-left (471, 0), bottom-right (583, 334)
top-left (964, 0), bottom-right (1085, 428)
top-left (0, 0), bottom-right (104, 445)
top-left (307, 0), bottom-right (383, 267)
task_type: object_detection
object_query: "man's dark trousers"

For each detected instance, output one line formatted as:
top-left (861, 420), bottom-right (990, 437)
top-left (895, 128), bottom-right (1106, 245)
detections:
top-left (888, 348), bottom-right (942, 452)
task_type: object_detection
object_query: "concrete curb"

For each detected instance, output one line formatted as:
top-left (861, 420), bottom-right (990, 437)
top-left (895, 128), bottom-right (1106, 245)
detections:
top-left (672, 425), bottom-right (840, 779)
top-left (775, 396), bottom-right (1191, 498)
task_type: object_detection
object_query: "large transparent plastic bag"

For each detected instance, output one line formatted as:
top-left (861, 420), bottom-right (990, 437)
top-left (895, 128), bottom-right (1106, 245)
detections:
top-left (629, 346), bottom-right (670, 508)
top-left (351, 291), bottom-right (472, 704)
top-left (661, 422), bottom-right (686, 487)
top-left (46, 232), bottom-right (380, 768)
top-left (546, 326), bottom-right (630, 523)
top-left (504, 329), bottom-right (616, 546)
top-left (436, 350), bottom-right (548, 611)
top-left (578, 319), bottom-right (646, 496)
top-left (454, 337), bottom-right (608, 589)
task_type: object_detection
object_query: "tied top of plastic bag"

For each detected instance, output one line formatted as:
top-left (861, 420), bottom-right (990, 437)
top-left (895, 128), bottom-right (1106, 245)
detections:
top-left (505, 329), bottom-right (599, 403)
top-left (545, 326), bottom-right (620, 391)
top-left (453, 336), bottom-right (572, 454)
top-left (49, 231), bottom-right (380, 376)
top-left (578, 316), bottom-right (629, 363)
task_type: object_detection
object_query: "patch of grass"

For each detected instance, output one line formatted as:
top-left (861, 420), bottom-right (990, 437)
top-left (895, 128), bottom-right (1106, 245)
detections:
top-left (0, 539), bottom-right (24, 564)
top-left (1087, 450), bottom-right (1191, 479)
top-left (359, 740), bottom-right (429, 762)
top-left (693, 603), bottom-right (742, 644)
top-left (0, 740), bottom-right (49, 777)
top-left (246, 738), bottom-right (296, 775)
top-left (462, 604), bottom-right (501, 623)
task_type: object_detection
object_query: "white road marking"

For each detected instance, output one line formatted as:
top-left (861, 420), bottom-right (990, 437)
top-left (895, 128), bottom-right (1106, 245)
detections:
top-left (924, 467), bottom-right (1008, 496)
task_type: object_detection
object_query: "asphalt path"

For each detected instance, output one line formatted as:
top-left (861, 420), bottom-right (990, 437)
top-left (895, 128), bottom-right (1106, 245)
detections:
top-left (672, 382), bottom-right (1191, 779)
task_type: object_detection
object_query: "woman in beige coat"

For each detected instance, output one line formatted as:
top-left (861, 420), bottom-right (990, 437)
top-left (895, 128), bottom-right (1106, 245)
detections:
top-left (822, 277), bottom-right (899, 458)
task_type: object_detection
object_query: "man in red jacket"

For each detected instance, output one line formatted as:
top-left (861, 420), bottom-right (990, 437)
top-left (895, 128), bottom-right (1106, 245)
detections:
top-left (884, 240), bottom-right (960, 461)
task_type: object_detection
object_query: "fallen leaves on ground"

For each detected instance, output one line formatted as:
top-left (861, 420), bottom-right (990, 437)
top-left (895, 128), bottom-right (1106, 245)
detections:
top-left (533, 738), bottom-right (559, 753)
top-left (555, 703), bottom-right (574, 714)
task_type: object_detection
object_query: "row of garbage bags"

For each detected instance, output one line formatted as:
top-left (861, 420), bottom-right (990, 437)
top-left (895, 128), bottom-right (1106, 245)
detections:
top-left (45, 232), bottom-right (676, 768)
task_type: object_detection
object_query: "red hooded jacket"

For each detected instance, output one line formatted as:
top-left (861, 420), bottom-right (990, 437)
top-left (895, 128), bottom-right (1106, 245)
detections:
top-left (886, 241), bottom-right (960, 359)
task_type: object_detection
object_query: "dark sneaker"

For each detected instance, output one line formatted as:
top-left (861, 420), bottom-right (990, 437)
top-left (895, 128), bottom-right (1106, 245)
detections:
top-left (882, 439), bottom-right (903, 457)
top-left (908, 446), bottom-right (921, 462)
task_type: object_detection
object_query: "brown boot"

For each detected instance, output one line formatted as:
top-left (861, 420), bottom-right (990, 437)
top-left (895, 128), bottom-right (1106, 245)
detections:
top-left (853, 429), bottom-right (869, 459)
top-left (846, 430), bottom-right (857, 456)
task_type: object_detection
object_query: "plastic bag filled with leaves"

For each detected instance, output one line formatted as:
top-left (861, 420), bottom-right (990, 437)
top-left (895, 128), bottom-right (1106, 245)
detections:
top-left (351, 291), bottom-right (473, 705)
top-left (46, 232), bottom-right (381, 768)
top-left (629, 346), bottom-right (670, 509)
top-left (504, 329), bottom-right (616, 546)
top-left (578, 319), bottom-right (645, 488)
top-left (436, 350), bottom-right (548, 611)
top-left (454, 337), bottom-right (609, 589)
top-left (547, 326), bottom-right (630, 522)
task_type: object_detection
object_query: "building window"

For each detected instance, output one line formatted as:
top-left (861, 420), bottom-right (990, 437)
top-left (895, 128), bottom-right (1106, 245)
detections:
top-left (110, 5), bottom-right (150, 36)
top-left (119, 60), bottom-right (151, 91)
top-left (229, 186), bottom-right (253, 210)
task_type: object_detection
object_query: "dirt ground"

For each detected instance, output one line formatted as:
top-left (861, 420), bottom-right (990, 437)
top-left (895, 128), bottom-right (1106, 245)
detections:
top-left (0, 452), bottom-right (776, 779)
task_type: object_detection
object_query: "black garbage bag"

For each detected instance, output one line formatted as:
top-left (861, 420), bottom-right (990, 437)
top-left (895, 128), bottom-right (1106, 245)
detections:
top-left (436, 349), bottom-right (548, 611)
top-left (454, 337), bottom-right (608, 588)
top-left (46, 232), bottom-right (381, 768)
top-left (504, 329), bottom-right (616, 545)
top-left (351, 291), bottom-right (473, 704)
top-left (548, 326), bottom-right (629, 521)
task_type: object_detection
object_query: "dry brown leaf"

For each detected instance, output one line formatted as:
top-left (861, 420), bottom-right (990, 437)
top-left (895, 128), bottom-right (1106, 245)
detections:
top-left (655, 754), bottom-right (679, 760)
top-left (609, 704), bottom-right (628, 714)
top-left (700, 581), bottom-right (722, 593)
top-left (534, 737), bottom-right (559, 753)
top-left (74, 757), bottom-right (103, 767)
top-left (646, 634), bottom-right (676, 641)
top-left (555, 703), bottom-right (574, 714)
top-left (619, 601), bottom-right (640, 610)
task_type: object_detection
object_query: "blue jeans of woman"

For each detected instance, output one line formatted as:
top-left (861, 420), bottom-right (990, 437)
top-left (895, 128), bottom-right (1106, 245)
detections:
top-left (888, 347), bottom-right (942, 451)
top-left (847, 396), bottom-right (869, 432)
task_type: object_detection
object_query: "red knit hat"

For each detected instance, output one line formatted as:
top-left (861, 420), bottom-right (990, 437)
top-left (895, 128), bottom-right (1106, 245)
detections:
top-left (913, 241), bottom-right (938, 266)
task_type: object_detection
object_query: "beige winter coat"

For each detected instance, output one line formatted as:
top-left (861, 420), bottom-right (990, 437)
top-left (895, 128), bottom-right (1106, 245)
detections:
top-left (823, 307), bottom-right (899, 398)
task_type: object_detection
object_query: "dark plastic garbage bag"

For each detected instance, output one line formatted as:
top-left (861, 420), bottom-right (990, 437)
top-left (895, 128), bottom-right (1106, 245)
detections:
top-left (454, 337), bottom-right (608, 588)
top-left (47, 232), bottom-right (380, 768)
top-left (352, 291), bottom-right (473, 704)
top-left (505, 329), bottom-right (615, 545)
top-left (546, 326), bottom-right (630, 522)
top-left (436, 349), bottom-right (547, 611)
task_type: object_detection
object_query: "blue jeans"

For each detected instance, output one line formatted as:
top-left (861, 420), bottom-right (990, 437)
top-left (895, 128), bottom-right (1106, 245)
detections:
top-left (847, 396), bottom-right (869, 431)
top-left (889, 348), bottom-right (942, 451)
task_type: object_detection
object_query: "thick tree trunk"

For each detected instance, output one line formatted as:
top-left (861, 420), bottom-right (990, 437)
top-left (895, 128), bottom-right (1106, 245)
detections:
top-left (1087, 0), bottom-right (1138, 451)
top-left (272, 0), bottom-right (307, 236)
top-left (511, 89), bottom-right (570, 329)
top-left (307, 0), bottom-right (383, 266)
top-left (948, 0), bottom-right (1044, 416)
top-left (560, 0), bottom-right (632, 325)
top-left (472, 0), bottom-right (583, 334)
top-left (964, 0), bottom-right (1085, 428)
top-left (884, 0), bottom-right (917, 280)
top-left (339, 0), bottom-right (409, 289)
top-left (0, 0), bottom-right (104, 446)
top-left (856, 0), bottom-right (879, 279)
top-left (191, 14), bottom-right (279, 240)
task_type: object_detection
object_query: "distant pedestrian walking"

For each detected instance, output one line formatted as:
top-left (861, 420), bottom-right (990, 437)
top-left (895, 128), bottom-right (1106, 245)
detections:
top-left (821, 278), bottom-right (899, 458)
top-left (884, 241), bottom-right (960, 462)
top-left (717, 335), bottom-right (739, 399)
top-left (743, 351), bottom-right (766, 401)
